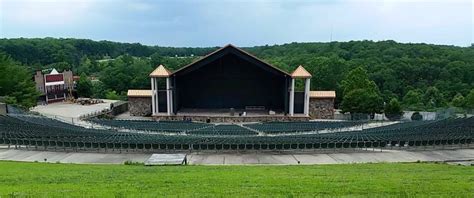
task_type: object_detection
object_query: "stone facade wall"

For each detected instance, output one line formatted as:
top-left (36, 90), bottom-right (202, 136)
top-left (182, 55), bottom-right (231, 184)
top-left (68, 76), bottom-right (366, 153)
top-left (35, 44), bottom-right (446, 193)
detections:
top-left (34, 71), bottom-right (45, 94)
top-left (62, 70), bottom-right (74, 90)
top-left (129, 97), bottom-right (151, 116)
top-left (309, 98), bottom-right (335, 119)
top-left (0, 103), bottom-right (6, 115)
top-left (154, 115), bottom-right (309, 123)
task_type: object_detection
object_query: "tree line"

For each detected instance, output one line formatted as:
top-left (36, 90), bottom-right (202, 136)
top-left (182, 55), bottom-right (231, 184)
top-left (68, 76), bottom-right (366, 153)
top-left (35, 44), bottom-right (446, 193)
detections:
top-left (0, 38), bottom-right (472, 115)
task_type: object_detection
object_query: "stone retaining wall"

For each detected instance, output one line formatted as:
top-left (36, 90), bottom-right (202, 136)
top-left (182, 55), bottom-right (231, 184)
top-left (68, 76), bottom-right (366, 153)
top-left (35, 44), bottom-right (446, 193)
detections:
top-left (110, 101), bottom-right (128, 116)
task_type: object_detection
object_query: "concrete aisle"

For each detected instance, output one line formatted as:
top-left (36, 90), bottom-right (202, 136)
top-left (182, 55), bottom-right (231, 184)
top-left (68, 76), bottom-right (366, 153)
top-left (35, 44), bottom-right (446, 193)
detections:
top-left (0, 149), bottom-right (151, 164)
top-left (0, 148), bottom-right (472, 165)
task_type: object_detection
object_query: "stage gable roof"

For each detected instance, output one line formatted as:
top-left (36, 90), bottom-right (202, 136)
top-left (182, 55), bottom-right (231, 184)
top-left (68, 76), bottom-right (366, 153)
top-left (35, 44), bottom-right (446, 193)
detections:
top-left (171, 44), bottom-right (291, 77)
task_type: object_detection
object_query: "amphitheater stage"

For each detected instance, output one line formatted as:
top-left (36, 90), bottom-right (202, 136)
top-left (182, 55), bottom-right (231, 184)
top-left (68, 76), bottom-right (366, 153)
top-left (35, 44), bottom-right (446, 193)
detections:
top-left (152, 109), bottom-right (310, 122)
top-left (1, 148), bottom-right (472, 165)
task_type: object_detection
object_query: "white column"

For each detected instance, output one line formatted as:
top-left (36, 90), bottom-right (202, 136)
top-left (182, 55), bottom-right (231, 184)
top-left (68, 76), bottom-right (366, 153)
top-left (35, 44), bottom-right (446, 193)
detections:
top-left (44, 75), bottom-right (48, 104)
top-left (170, 80), bottom-right (173, 115)
top-left (166, 77), bottom-right (171, 115)
top-left (157, 78), bottom-right (160, 115)
top-left (151, 78), bottom-right (156, 116)
top-left (304, 78), bottom-right (311, 116)
top-left (289, 78), bottom-right (295, 116)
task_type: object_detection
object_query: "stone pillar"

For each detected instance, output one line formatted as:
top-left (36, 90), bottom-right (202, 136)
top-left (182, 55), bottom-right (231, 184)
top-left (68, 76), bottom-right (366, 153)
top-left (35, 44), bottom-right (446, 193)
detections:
top-left (166, 77), bottom-right (171, 115)
top-left (304, 78), bottom-right (311, 116)
top-left (289, 78), bottom-right (295, 116)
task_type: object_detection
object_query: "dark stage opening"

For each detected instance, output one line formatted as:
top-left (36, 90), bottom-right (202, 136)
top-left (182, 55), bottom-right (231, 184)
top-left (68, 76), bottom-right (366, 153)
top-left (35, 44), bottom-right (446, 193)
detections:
top-left (175, 52), bottom-right (288, 111)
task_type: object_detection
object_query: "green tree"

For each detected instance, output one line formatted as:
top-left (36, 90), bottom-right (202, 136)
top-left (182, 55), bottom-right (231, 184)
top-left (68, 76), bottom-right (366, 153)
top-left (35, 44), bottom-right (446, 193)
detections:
top-left (384, 98), bottom-right (403, 120)
top-left (403, 90), bottom-right (424, 111)
top-left (99, 55), bottom-right (153, 94)
top-left (77, 56), bottom-right (92, 75)
top-left (150, 52), bottom-right (164, 67)
top-left (311, 56), bottom-right (348, 105)
top-left (341, 89), bottom-right (384, 115)
top-left (0, 53), bottom-right (40, 108)
top-left (341, 67), bottom-right (383, 116)
top-left (423, 86), bottom-right (446, 109)
top-left (450, 93), bottom-right (465, 108)
top-left (76, 73), bottom-right (93, 97)
top-left (341, 67), bottom-right (378, 94)
top-left (91, 81), bottom-right (107, 99)
top-left (46, 62), bottom-right (71, 72)
top-left (105, 90), bottom-right (121, 100)
top-left (465, 89), bottom-right (474, 109)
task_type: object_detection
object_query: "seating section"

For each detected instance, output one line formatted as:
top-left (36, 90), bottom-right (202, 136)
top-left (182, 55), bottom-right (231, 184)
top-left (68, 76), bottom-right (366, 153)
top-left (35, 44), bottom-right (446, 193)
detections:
top-left (188, 124), bottom-right (257, 136)
top-left (88, 119), bottom-right (211, 133)
top-left (244, 121), bottom-right (365, 133)
top-left (0, 115), bottom-right (472, 150)
top-left (11, 114), bottom-right (85, 130)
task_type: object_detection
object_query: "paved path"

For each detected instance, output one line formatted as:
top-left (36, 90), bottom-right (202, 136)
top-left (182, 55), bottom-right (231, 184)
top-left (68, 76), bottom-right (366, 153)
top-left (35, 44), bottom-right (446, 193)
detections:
top-left (0, 148), bottom-right (472, 165)
top-left (0, 149), bottom-right (150, 164)
top-left (32, 100), bottom-right (117, 118)
top-left (31, 100), bottom-right (118, 127)
top-left (188, 149), bottom-right (474, 165)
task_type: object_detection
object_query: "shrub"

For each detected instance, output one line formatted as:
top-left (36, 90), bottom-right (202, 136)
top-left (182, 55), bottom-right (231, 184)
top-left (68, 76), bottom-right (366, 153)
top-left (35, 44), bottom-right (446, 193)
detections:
top-left (385, 98), bottom-right (404, 120)
top-left (124, 160), bottom-right (144, 166)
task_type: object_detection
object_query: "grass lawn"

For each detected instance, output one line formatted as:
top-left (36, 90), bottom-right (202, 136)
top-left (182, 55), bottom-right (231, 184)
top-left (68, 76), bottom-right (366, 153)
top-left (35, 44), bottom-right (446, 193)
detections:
top-left (0, 161), bottom-right (472, 197)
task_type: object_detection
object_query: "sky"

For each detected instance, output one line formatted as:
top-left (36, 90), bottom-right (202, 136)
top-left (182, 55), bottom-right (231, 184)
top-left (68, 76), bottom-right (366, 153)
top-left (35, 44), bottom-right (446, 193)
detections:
top-left (0, 0), bottom-right (472, 47)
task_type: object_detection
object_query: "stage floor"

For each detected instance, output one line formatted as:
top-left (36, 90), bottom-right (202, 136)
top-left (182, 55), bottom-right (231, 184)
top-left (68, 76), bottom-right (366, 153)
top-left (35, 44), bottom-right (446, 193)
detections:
top-left (175, 108), bottom-right (287, 117)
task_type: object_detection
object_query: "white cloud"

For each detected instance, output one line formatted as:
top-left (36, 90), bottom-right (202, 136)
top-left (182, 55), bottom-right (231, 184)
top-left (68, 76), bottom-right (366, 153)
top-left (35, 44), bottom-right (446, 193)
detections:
top-left (2, 0), bottom-right (95, 25)
top-left (0, 0), bottom-right (471, 46)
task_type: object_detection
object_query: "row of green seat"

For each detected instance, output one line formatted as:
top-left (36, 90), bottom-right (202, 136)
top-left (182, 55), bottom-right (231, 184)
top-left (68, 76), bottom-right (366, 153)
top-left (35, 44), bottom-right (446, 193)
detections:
top-left (244, 121), bottom-right (366, 133)
top-left (0, 115), bottom-right (472, 150)
top-left (188, 124), bottom-right (257, 136)
top-left (88, 118), bottom-right (211, 133)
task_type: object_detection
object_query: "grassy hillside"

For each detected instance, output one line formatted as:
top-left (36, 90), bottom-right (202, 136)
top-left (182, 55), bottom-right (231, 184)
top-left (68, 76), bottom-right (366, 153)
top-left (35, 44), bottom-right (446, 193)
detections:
top-left (0, 161), bottom-right (472, 197)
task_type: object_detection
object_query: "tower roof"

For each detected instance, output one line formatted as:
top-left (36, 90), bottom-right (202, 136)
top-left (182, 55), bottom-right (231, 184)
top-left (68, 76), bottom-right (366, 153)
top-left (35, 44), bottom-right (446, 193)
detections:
top-left (291, 65), bottom-right (312, 78)
top-left (149, 65), bottom-right (172, 77)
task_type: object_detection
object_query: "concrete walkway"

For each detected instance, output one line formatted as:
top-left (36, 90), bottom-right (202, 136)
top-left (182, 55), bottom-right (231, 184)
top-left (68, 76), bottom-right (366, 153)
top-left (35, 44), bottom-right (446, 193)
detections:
top-left (188, 149), bottom-right (474, 165)
top-left (0, 149), bottom-right (150, 164)
top-left (31, 100), bottom-right (118, 128)
top-left (0, 148), bottom-right (472, 165)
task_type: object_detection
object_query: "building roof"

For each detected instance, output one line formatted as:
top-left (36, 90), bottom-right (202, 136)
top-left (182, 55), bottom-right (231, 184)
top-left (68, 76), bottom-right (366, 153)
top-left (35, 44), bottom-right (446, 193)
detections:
top-left (291, 65), bottom-right (312, 78)
top-left (150, 65), bottom-right (172, 77)
top-left (127, 89), bottom-right (152, 97)
top-left (50, 68), bottom-right (59, 75)
top-left (310, 91), bottom-right (336, 98)
top-left (171, 44), bottom-right (291, 77)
